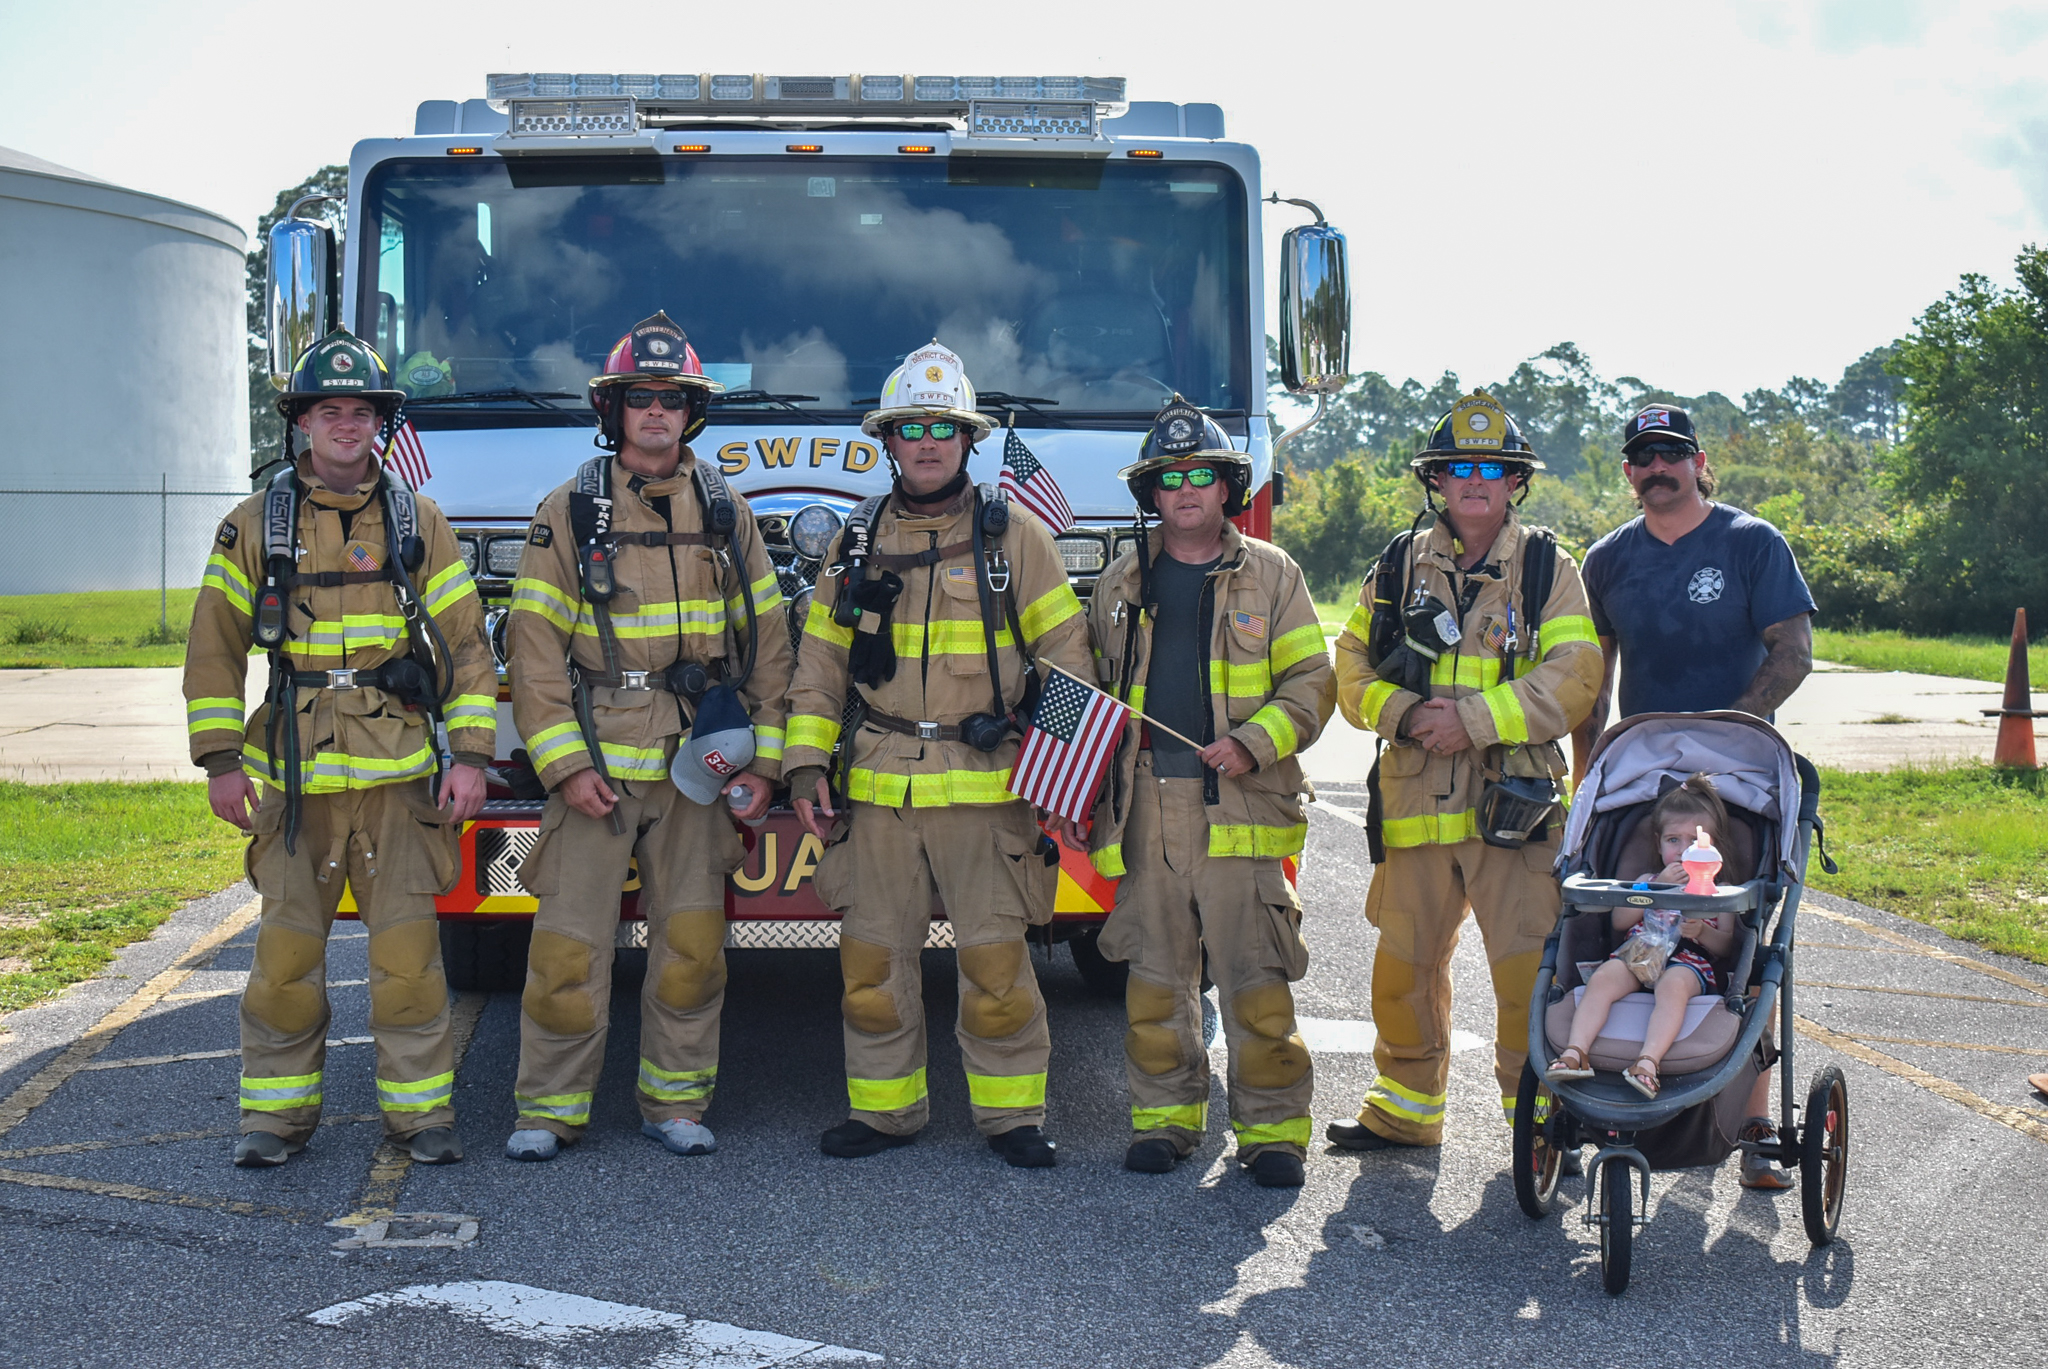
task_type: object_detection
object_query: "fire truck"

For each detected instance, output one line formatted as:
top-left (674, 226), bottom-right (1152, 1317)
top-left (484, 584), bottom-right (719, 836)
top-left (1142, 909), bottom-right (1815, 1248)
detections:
top-left (263, 72), bottom-right (1349, 991)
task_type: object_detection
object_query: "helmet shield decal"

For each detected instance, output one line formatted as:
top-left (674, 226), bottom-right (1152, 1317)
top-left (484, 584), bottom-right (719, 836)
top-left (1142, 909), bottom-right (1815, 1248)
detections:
top-left (1447, 391), bottom-right (1509, 453)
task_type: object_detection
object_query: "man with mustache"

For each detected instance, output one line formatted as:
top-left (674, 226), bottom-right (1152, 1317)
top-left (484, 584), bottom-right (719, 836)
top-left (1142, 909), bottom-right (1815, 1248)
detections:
top-left (1571, 401), bottom-right (1815, 1190)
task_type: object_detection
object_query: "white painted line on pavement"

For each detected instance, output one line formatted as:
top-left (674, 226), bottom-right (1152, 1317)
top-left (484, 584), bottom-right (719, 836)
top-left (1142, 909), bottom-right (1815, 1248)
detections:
top-left (82, 1037), bottom-right (373, 1071)
top-left (1295, 1017), bottom-right (1487, 1055)
top-left (306, 1281), bottom-right (882, 1365)
top-left (1311, 799), bottom-right (1369, 830)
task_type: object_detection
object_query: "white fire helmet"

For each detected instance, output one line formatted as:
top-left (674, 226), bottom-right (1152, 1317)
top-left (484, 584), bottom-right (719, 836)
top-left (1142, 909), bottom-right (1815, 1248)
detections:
top-left (861, 341), bottom-right (995, 439)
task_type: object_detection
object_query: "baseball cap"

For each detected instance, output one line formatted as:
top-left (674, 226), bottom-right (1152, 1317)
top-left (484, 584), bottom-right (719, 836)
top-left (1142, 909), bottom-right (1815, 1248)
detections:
top-left (670, 685), bottom-right (755, 805)
top-left (1622, 404), bottom-right (1698, 454)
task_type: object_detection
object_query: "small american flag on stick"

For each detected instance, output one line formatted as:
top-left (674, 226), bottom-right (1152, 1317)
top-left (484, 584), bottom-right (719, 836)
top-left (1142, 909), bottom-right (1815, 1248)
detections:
top-left (998, 421), bottom-right (1072, 532)
top-left (1008, 666), bottom-right (1131, 823)
top-left (381, 417), bottom-right (431, 489)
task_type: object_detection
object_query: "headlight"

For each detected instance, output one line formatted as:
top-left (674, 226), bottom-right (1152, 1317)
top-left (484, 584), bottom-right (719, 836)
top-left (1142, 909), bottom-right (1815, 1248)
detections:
top-left (484, 536), bottom-right (526, 577)
top-left (789, 503), bottom-right (844, 561)
top-left (456, 536), bottom-right (481, 574)
top-left (1056, 533), bottom-right (1107, 575)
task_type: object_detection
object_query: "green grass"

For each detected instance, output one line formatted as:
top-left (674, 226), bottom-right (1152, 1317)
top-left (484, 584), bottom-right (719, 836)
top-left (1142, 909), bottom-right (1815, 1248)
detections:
top-left (0, 781), bottom-right (245, 1012)
top-left (1812, 762), bottom-right (2048, 964)
top-left (0, 588), bottom-right (201, 668)
top-left (1814, 629), bottom-right (2046, 686)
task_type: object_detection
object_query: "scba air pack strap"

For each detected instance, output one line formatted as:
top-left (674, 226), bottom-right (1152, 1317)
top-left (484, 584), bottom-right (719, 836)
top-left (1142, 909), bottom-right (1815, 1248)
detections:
top-left (254, 463), bottom-right (446, 854)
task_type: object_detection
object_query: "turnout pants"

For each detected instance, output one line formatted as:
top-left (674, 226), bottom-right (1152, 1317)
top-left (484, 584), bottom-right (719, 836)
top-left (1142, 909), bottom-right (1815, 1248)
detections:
top-left (238, 781), bottom-right (460, 1144)
top-left (814, 800), bottom-right (1055, 1137)
top-left (1355, 836), bottom-right (1559, 1145)
top-left (512, 780), bottom-right (747, 1142)
top-left (1098, 758), bottom-right (1314, 1160)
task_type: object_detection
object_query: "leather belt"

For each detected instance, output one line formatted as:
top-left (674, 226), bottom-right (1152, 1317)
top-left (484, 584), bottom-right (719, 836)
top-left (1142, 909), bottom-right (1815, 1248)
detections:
top-left (864, 709), bottom-right (963, 742)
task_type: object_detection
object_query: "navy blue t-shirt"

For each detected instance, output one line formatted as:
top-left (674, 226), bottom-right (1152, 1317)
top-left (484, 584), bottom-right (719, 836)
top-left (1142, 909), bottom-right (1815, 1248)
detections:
top-left (1582, 504), bottom-right (1815, 718)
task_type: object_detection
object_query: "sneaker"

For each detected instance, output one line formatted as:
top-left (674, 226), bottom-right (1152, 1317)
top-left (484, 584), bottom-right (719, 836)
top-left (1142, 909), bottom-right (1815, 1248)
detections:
top-left (820, 1119), bottom-right (918, 1158)
top-left (1325, 1118), bottom-right (1431, 1152)
top-left (232, 1132), bottom-right (301, 1168)
top-left (1248, 1150), bottom-right (1305, 1188)
top-left (642, 1117), bottom-right (716, 1157)
top-left (987, 1125), bottom-right (1057, 1168)
top-left (504, 1128), bottom-right (561, 1162)
top-left (1124, 1137), bottom-right (1181, 1173)
top-left (405, 1127), bottom-right (464, 1164)
top-left (1738, 1118), bottom-right (1793, 1191)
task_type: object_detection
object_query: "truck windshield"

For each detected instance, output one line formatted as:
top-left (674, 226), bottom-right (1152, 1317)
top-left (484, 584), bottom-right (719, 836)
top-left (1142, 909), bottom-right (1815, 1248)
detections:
top-left (358, 155), bottom-right (1248, 417)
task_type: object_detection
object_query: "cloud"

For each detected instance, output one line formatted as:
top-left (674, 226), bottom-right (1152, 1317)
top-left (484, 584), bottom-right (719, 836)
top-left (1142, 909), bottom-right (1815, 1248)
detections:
top-left (1811, 0), bottom-right (1932, 52)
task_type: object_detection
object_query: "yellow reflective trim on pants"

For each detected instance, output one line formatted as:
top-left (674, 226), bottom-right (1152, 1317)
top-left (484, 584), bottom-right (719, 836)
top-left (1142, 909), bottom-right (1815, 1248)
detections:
top-left (1246, 703), bottom-right (1297, 761)
top-left (1540, 614), bottom-right (1598, 650)
top-left (848, 1067), bottom-right (928, 1113)
top-left (965, 1071), bottom-right (1046, 1110)
top-left (1090, 845), bottom-right (1127, 878)
top-left (1133, 1103), bottom-right (1207, 1133)
top-left (186, 696), bottom-right (244, 736)
top-left (803, 599), bottom-right (854, 650)
top-left (1381, 809), bottom-right (1477, 848)
top-left (1360, 679), bottom-right (1400, 729)
top-left (526, 720), bottom-right (586, 772)
top-left (240, 1072), bottom-right (322, 1111)
top-left (753, 725), bottom-right (785, 761)
top-left (1232, 1117), bottom-right (1312, 1146)
top-left (420, 561), bottom-right (478, 615)
top-left (1211, 658), bottom-right (1271, 698)
top-left (1207, 822), bottom-right (1307, 860)
top-left (846, 768), bottom-right (1015, 807)
top-left (1429, 654), bottom-right (1499, 690)
top-left (377, 1071), bottom-right (454, 1112)
top-left (638, 1059), bottom-right (716, 1102)
top-left (510, 576), bottom-right (578, 632)
top-left (1019, 582), bottom-right (1083, 641)
top-left (1269, 621), bottom-right (1327, 672)
top-left (1481, 681), bottom-right (1530, 744)
top-left (785, 714), bottom-right (841, 755)
top-left (204, 554), bottom-right (253, 615)
top-left (517, 1091), bottom-right (593, 1125)
top-left (1365, 1074), bottom-right (1446, 1121)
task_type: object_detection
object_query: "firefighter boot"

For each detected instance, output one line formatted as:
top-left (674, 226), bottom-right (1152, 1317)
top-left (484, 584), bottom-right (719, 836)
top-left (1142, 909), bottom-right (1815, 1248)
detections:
top-left (988, 1124), bottom-right (1057, 1168)
top-left (1248, 1149), bottom-right (1305, 1188)
top-left (822, 1119), bottom-right (919, 1158)
top-left (1125, 1137), bottom-right (1182, 1173)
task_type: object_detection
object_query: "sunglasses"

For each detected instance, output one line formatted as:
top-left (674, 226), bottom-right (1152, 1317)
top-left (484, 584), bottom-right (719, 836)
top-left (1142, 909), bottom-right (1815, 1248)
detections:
top-left (622, 389), bottom-right (690, 410)
top-left (1626, 443), bottom-right (1696, 467)
top-left (1154, 467), bottom-right (1220, 490)
top-left (1436, 460), bottom-right (1508, 481)
top-left (893, 421), bottom-right (959, 441)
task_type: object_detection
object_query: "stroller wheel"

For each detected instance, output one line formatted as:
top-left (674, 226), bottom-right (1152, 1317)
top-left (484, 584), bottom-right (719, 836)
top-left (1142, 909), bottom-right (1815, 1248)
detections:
top-left (1511, 1063), bottom-right (1563, 1219)
top-left (1598, 1156), bottom-right (1637, 1295)
top-left (1800, 1064), bottom-right (1849, 1246)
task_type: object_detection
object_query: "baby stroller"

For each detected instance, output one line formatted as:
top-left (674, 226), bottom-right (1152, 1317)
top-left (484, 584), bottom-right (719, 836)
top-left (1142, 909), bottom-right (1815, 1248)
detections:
top-left (1512, 712), bottom-right (1847, 1294)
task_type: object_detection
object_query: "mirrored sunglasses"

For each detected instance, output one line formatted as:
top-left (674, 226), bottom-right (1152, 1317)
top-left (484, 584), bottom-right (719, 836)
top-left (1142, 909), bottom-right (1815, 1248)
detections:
top-left (623, 389), bottom-right (689, 410)
top-left (1438, 460), bottom-right (1507, 481)
top-left (894, 421), bottom-right (959, 441)
top-left (1154, 467), bottom-right (1220, 489)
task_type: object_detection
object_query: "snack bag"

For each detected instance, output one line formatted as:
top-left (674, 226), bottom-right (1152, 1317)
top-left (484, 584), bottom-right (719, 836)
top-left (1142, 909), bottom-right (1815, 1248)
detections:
top-left (1617, 907), bottom-right (1681, 987)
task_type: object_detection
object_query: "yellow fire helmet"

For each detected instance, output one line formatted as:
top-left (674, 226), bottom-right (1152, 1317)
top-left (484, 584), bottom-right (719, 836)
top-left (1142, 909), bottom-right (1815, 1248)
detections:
top-left (861, 340), bottom-right (995, 439)
top-left (1410, 389), bottom-right (1545, 469)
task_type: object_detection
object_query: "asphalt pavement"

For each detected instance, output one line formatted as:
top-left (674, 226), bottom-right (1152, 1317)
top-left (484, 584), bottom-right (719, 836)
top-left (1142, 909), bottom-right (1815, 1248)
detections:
top-left (1, 803), bottom-right (2044, 1367)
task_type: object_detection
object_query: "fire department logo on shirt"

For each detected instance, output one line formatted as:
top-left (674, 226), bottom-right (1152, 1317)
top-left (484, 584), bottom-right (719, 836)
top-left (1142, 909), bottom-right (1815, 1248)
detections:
top-left (1687, 567), bottom-right (1725, 603)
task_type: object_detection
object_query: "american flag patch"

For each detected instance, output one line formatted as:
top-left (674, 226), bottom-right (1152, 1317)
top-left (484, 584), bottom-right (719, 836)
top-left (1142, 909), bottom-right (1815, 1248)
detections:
top-left (1232, 610), bottom-right (1266, 639)
top-left (945, 565), bottom-right (974, 582)
top-left (348, 543), bottom-right (380, 572)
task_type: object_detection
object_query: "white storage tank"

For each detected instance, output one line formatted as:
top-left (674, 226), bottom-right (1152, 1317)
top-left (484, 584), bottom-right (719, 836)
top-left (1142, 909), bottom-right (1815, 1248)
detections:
top-left (0, 145), bottom-right (248, 595)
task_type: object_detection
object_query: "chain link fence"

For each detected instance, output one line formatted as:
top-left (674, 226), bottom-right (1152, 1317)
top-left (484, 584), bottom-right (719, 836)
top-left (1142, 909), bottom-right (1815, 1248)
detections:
top-left (0, 481), bottom-right (248, 660)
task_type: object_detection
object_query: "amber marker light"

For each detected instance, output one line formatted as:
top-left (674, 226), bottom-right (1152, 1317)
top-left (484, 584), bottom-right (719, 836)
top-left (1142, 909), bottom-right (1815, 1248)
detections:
top-left (898, 144), bottom-right (936, 154)
top-left (447, 146), bottom-right (484, 156)
top-left (786, 144), bottom-right (824, 153)
top-left (1126, 148), bottom-right (1163, 158)
top-left (673, 143), bottom-right (712, 153)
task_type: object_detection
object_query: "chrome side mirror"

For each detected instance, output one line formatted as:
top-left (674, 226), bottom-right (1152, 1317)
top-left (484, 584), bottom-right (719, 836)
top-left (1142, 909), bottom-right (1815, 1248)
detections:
top-left (1272, 197), bottom-right (1350, 395)
top-left (266, 194), bottom-right (340, 389)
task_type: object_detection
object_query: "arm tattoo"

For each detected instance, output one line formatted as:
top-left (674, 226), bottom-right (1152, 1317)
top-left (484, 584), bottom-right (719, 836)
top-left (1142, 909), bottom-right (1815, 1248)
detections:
top-left (1733, 614), bottom-right (1813, 717)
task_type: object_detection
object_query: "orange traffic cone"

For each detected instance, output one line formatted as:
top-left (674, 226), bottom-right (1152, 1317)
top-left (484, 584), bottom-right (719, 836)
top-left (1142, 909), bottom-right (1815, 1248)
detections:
top-left (1985, 608), bottom-right (2038, 768)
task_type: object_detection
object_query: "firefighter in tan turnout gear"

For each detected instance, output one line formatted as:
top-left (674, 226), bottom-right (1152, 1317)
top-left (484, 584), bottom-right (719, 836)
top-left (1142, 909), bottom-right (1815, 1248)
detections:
top-left (1329, 391), bottom-right (1601, 1152)
top-left (186, 328), bottom-right (497, 1169)
top-left (784, 342), bottom-right (1091, 1167)
top-left (1072, 399), bottom-right (1334, 1187)
top-left (503, 312), bottom-right (792, 1162)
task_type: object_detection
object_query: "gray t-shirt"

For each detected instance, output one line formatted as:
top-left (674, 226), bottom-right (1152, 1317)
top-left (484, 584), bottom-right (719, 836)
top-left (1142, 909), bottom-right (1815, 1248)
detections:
top-left (1582, 503), bottom-right (1814, 718)
top-left (1144, 552), bottom-right (1221, 778)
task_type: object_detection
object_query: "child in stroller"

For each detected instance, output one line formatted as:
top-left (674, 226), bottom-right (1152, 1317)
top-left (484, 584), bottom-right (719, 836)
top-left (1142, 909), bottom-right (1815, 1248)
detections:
top-left (1545, 775), bottom-right (1735, 1099)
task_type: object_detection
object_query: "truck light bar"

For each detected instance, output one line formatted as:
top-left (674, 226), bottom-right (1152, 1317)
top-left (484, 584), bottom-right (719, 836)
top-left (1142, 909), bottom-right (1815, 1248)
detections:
top-left (487, 73), bottom-right (1126, 128)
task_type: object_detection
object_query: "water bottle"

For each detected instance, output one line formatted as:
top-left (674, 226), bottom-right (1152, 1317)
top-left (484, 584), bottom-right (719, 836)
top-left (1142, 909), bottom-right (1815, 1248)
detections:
top-left (1682, 826), bottom-right (1722, 896)
top-left (727, 781), bottom-right (766, 829)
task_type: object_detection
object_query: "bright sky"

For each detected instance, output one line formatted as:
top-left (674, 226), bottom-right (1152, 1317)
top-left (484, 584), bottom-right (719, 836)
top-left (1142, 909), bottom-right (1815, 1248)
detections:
top-left (3, 0), bottom-right (2043, 399)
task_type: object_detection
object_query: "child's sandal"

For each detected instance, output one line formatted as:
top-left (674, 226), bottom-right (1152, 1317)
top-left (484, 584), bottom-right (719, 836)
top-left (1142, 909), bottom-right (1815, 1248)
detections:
top-left (1545, 1046), bottom-right (1595, 1081)
top-left (1624, 1056), bottom-right (1661, 1099)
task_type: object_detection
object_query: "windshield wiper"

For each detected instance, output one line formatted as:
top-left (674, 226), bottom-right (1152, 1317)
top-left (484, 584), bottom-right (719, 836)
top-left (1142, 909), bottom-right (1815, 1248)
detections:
top-left (707, 389), bottom-right (827, 423)
top-left (404, 388), bottom-right (583, 414)
top-left (974, 392), bottom-right (1060, 409)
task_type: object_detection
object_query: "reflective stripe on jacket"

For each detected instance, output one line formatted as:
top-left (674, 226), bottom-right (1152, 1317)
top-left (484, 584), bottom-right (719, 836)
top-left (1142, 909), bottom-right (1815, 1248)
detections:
top-left (780, 488), bottom-right (1091, 807)
top-left (507, 450), bottom-right (793, 791)
top-left (1085, 525), bottom-right (1335, 875)
top-left (1332, 511), bottom-right (1601, 848)
top-left (183, 456), bottom-right (497, 787)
